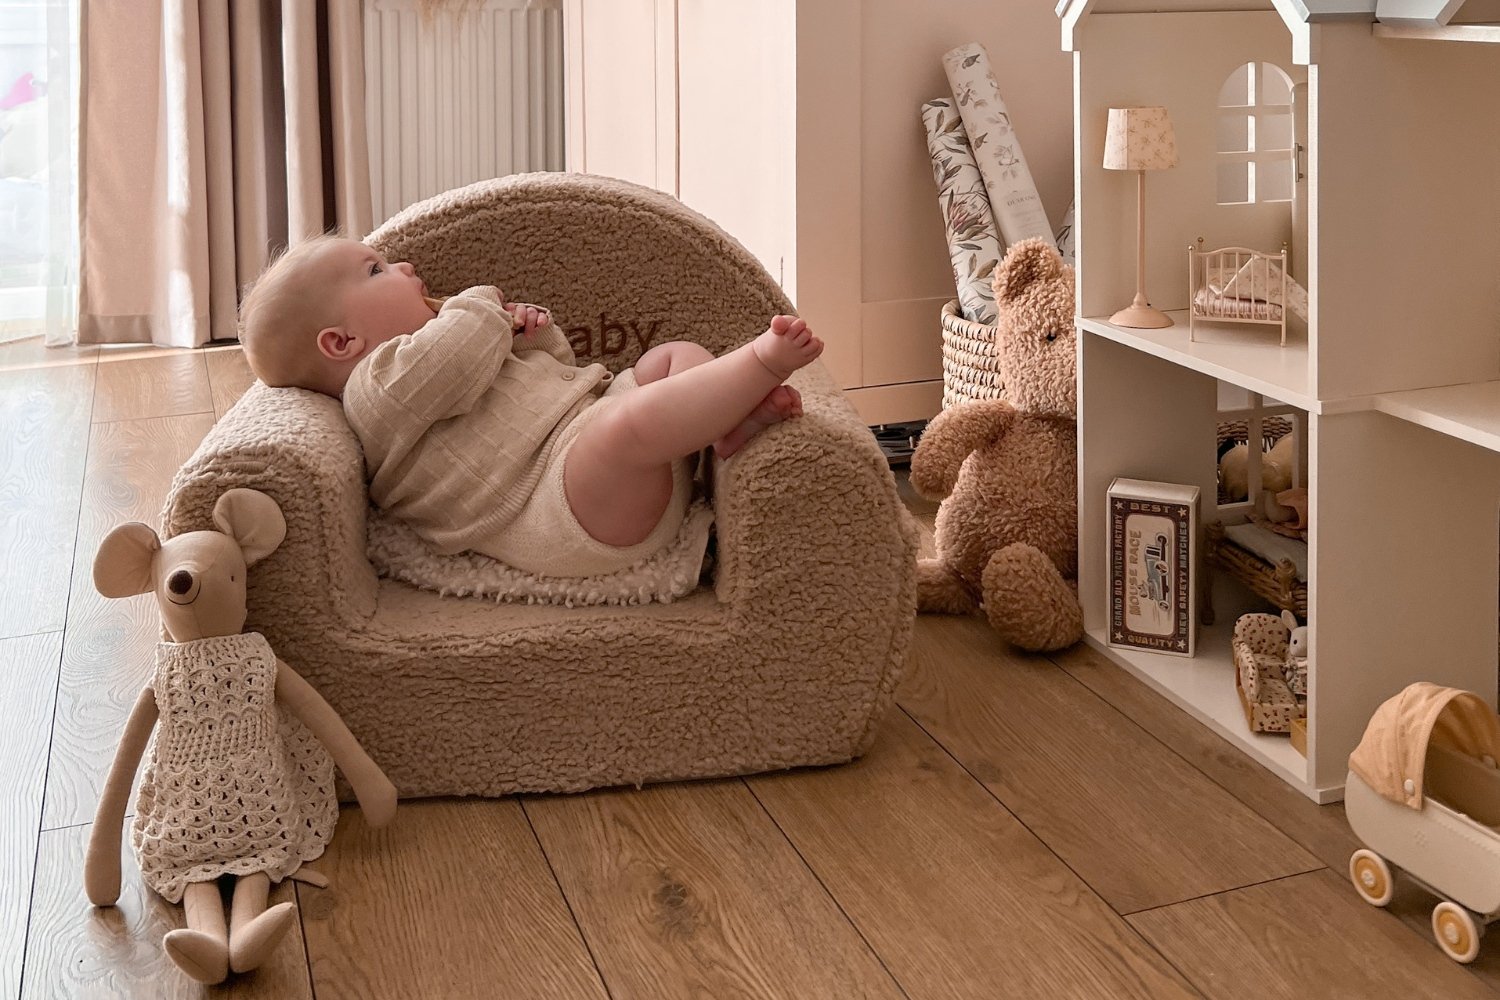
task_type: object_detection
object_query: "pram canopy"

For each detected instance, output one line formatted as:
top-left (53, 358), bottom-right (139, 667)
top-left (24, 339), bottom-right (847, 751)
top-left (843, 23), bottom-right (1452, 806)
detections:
top-left (1348, 682), bottom-right (1500, 810)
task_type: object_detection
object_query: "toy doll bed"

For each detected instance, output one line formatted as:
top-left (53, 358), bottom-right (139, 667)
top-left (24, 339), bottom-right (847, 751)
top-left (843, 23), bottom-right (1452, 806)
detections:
top-left (160, 173), bottom-right (919, 799)
top-left (1188, 240), bottom-right (1300, 346)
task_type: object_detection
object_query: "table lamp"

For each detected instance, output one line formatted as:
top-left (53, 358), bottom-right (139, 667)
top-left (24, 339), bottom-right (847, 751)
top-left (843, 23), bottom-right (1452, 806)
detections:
top-left (1103, 106), bottom-right (1178, 329)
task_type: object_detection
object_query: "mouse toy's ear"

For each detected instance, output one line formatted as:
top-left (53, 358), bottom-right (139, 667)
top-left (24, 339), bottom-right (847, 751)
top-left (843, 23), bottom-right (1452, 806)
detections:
top-left (93, 522), bottom-right (161, 598)
top-left (212, 489), bottom-right (287, 567)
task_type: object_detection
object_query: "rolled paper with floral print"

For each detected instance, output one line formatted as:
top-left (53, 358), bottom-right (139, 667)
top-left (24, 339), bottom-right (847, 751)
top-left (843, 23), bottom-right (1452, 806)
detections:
top-left (1055, 198), bottom-right (1076, 269)
top-left (942, 42), bottom-right (1052, 249)
top-left (922, 99), bottom-right (1001, 325)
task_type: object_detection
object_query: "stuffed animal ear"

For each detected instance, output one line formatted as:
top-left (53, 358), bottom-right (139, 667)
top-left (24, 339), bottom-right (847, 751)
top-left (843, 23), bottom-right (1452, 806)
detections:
top-left (1280, 609), bottom-right (1299, 632)
top-left (93, 522), bottom-right (161, 598)
top-left (993, 238), bottom-right (1063, 303)
top-left (212, 489), bottom-right (287, 567)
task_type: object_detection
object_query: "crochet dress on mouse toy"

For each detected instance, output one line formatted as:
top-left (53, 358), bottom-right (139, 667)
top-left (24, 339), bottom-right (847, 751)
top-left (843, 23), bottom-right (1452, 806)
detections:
top-left (86, 488), bottom-right (397, 986)
top-left (133, 632), bottom-right (338, 901)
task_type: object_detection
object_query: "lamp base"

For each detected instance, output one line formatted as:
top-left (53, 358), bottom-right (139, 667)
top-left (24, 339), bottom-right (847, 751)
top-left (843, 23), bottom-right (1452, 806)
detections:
top-left (1109, 303), bottom-right (1174, 329)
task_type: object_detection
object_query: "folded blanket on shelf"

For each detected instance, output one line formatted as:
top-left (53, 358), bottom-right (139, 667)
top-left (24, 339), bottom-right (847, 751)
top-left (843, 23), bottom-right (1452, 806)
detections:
top-left (1206, 256), bottom-right (1310, 322)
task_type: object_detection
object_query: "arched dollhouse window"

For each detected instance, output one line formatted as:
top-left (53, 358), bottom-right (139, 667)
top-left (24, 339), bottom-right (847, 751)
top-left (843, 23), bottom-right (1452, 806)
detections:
top-left (1216, 62), bottom-right (1294, 206)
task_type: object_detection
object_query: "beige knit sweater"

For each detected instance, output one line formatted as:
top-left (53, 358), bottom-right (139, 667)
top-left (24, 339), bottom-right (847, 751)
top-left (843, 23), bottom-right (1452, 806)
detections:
top-left (342, 286), bottom-right (608, 555)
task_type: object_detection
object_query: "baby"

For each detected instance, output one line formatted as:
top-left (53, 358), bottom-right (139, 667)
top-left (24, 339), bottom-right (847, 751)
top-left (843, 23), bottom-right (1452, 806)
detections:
top-left (238, 236), bottom-right (823, 578)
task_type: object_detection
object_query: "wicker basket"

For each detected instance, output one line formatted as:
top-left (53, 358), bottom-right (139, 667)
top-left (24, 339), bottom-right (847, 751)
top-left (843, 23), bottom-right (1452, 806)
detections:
top-left (940, 300), bottom-right (1004, 409)
top-left (1216, 415), bottom-right (1296, 505)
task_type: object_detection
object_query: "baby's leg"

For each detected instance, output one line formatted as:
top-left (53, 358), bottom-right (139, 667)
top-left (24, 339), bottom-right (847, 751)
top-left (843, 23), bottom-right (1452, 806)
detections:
top-left (564, 316), bottom-right (822, 546)
top-left (634, 341), bottom-right (714, 384)
top-left (635, 339), bottom-right (803, 457)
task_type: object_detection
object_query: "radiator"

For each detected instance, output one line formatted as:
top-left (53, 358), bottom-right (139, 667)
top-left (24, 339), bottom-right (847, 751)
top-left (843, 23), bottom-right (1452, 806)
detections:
top-left (363, 0), bottom-right (565, 226)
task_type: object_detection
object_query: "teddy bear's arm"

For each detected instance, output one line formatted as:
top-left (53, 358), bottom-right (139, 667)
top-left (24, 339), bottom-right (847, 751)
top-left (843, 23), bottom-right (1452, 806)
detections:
top-left (84, 685), bottom-right (159, 906)
top-left (909, 398), bottom-right (1017, 501)
top-left (273, 659), bottom-right (398, 828)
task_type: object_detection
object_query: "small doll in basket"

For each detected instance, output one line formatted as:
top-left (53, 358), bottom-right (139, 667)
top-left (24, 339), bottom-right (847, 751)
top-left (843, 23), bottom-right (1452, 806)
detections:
top-left (85, 488), bottom-right (397, 985)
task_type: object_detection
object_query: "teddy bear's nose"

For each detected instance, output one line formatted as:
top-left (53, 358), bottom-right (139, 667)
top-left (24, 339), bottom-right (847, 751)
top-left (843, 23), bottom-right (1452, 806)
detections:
top-left (167, 570), bottom-right (194, 596)
top-left (1046, 332), bottom-right (1058, 342)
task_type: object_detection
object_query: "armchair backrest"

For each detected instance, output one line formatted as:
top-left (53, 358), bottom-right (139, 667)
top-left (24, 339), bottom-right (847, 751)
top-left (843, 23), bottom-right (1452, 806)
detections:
top-left (367, 172), bottom-right (794, 371)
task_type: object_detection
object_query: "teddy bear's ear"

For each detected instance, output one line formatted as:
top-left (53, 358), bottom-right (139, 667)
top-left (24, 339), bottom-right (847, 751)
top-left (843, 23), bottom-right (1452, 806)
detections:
top-left (212, 489), bottom-right (287, 567)
top-left (93, 522), bottom-right (161, 598)
top-left (993, 238), bottom-right (1063, 303)
top-left (1280, 609), bottom-right (1299, 632)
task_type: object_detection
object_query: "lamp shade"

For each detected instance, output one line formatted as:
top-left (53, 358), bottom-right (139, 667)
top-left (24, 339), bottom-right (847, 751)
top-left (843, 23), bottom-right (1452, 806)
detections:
top-left (1103, 107), bottom-right (1178, 171)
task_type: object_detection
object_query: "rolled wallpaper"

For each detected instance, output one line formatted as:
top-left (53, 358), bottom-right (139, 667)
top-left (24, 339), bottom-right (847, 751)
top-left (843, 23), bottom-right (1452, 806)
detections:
top-left (942, 42), bottom-right (1053, 249)
top-left (922, 98), bottom-right (1002, 325)
top-left (1055, 198), bottom-right (1076, 268)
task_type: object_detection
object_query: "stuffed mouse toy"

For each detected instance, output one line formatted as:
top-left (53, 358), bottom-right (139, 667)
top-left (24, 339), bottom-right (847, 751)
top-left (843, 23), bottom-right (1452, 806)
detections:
top-left (85, 488), bottom-right (397, 985)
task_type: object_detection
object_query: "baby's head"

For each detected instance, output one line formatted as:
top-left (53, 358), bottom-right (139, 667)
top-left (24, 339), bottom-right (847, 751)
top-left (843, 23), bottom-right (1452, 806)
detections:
top-left (240, 236), bottom-right (437, 397)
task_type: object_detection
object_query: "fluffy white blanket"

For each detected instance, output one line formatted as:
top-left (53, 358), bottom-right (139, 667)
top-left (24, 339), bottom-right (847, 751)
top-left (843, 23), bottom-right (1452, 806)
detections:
top-left (367, 502), bottom-right (715, 606)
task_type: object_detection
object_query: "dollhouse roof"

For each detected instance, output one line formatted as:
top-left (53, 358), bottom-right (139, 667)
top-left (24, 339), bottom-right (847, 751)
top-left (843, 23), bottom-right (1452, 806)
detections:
top-left (1056, 0), bottom-right (1378, 56)
top-left (1055, 0), bottom-right (1377, 28)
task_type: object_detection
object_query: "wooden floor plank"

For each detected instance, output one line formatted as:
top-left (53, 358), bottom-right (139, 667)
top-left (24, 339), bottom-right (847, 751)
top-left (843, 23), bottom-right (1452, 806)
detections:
top-left (298, 801), bottom-right (610, 1000)
top-left (1049, 642), bottom-right (1362, 877)
top-left (92, 354), bottom-right (212, 425)
top-left (525, 778), bottom-right (907, 1000)
top-left (204, 349), bottom-right (257, 422)
top-left (747, 711), bottom-right (1201, 1000)
top-left (1, 633), bottom-right (62, 1000)
top-left (1128, 869), bottom-right (1498, 1000)
top-left (42, 415), bottom-right (215, 831)
top-left (900, 615), bottom-right (1320, 914)
top-left (0, 336), bottom-right (99, 372)
top-left (0, 364), bottom-right (93, 639)
top-left (22, 823), bottom-right (310, 999)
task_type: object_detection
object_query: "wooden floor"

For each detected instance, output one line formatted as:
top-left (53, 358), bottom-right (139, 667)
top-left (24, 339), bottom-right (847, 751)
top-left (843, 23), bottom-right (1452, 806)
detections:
top-left (3, 335), bottom-right (1498, 999)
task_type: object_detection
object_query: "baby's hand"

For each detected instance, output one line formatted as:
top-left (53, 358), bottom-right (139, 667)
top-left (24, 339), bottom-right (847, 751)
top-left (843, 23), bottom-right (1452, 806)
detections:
top-left (504, 301), bottom-right (551, 337)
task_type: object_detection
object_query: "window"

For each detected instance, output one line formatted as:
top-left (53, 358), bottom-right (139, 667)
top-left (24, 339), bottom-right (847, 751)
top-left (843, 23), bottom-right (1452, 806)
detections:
top-left (1215, 62), bottom-right (1294, 207)
top-left (0, 1), bottom-right (77, 346)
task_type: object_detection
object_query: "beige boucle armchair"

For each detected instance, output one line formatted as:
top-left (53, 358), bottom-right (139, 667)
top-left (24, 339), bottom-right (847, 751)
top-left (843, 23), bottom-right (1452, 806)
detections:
top-left (161, 173), bottom-right (919, 799)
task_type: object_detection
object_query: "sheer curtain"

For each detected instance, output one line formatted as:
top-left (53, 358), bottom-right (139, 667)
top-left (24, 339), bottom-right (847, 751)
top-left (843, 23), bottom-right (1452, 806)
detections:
top-left (0, 0), bottom-right (78, 348)
top-left (76, 0), bottom-right (371, 348)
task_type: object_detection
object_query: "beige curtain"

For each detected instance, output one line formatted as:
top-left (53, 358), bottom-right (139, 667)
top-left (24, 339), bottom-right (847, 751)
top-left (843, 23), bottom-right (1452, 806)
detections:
top-left (77, 0), bottom-right (372, 348)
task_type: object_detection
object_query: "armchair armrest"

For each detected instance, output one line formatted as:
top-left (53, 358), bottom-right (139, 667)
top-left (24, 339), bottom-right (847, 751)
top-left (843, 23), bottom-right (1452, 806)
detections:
top-left (160, 384), bottom-right (379, 633)
top-left (711, 361), bottom-right (920, 750)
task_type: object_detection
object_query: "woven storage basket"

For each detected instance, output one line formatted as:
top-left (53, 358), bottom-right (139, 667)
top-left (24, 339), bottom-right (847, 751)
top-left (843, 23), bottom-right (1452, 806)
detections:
top-left (1216, 415), bottom-right (1295, 505)
top-left (940, 299), bottom-right (1004, 409)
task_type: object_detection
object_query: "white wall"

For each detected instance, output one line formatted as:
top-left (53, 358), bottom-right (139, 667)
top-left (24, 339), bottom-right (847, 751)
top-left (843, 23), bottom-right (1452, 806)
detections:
top-left (565, 1), bottom-right (1075, 421)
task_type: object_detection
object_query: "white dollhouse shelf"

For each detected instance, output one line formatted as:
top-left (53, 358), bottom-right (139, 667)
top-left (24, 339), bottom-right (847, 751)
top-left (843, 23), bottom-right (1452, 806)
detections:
top-left (1373, 21), bottom-right (1500, 40)
top-left (1081, 632), bottom-right (1313, 790)
top-left (1079, 314), bottom-right (1316, 412)
top-left (1083, 579), bottom-right (1314, 795)
top-left (1373, 381), bottom-right (1500, 452)
top-left (1063, 0), bottom-right (1500, 805)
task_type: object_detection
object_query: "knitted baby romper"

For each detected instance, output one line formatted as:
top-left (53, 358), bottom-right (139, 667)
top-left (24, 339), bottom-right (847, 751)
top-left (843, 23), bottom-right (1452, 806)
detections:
top-left (132, 633), bottom-right (339, 903)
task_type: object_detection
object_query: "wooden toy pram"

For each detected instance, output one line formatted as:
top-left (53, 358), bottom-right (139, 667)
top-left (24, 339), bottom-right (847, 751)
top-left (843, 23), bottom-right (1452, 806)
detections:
top-left (1345, 682), bottom-right (1500, 963)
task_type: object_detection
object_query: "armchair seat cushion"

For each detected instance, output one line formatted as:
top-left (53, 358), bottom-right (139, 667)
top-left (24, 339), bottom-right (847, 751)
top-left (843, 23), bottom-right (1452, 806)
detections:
top-left (162, 173), bottom-right (918, 798)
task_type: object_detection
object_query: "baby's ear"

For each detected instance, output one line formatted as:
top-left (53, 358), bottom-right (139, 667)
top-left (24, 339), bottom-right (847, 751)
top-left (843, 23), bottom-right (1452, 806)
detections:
top-left (212, 489), bottom-right (287, 566)
top-left (317, 326), bottom-right (359, 362)
top-left (93, 522), bottom-right (161, 598)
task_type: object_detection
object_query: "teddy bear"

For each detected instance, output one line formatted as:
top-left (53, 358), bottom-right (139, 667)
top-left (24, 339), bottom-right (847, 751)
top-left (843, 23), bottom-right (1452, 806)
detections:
top-left (85, 488), bottom-right (398, 985)
top-left (911, 238), bottom-right (1084, 652)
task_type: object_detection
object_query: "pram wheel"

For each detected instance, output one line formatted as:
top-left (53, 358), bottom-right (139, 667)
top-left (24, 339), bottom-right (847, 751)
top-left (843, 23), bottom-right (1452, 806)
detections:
top-left (1432, 902), bottom-right (1482, 964)
top-left (1349, 849), bottom-right (1394, 907)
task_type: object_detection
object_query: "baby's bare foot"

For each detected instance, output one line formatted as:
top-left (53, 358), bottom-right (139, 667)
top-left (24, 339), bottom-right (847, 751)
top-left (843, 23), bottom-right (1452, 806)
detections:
top-left (714, 385), bottom-right (803, 458)
top-left (752, 316), bottom-right (823, 380)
